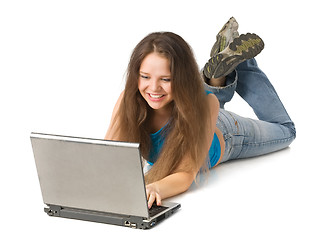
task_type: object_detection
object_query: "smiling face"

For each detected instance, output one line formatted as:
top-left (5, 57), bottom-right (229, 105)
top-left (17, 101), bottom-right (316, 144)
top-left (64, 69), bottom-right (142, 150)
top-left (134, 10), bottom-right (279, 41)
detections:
top-left (138, 52), bottom-right (173, 114)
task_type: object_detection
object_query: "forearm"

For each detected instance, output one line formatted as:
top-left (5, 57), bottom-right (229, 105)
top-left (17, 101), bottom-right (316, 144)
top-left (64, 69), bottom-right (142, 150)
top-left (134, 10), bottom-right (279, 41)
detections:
top-left (148, 172), bottom-right (195, 200)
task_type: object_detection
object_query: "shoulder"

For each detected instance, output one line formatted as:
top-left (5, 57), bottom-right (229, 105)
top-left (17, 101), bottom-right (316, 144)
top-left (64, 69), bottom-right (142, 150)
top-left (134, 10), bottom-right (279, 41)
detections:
top-left (111, 90), bottom-right (125, 117)
top-left (206, 93), bottom-right (220, 126)
top-left (116, 90), bottom-right (125, 104)
top-left (206, 93), bottom-right (220, 111)
top-left (104, 91), bottom-right (125, 140)
top-left (112, 91), bottom-right (125, 112)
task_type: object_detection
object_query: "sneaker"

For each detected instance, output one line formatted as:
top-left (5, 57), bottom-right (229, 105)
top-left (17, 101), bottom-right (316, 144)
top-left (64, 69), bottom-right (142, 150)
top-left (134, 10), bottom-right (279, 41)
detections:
top-left (210, 17), bottom-right (239, 57)
top-left (204, 33), bottom-right (264, 79)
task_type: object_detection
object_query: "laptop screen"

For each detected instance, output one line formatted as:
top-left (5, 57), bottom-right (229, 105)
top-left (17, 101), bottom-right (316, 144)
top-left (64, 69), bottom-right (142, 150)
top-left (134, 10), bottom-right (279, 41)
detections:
top-left (31, 133), bottom-right (149, 218)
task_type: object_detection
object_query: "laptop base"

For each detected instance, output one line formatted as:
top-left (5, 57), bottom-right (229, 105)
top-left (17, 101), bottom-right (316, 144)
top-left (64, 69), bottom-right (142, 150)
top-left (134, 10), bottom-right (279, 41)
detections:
top-left (45, 204), bottom-right (180, 229)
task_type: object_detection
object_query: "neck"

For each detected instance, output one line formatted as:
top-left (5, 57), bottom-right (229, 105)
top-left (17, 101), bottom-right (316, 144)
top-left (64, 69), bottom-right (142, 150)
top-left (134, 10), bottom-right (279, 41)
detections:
top-left (149, 103), bottom-right (173, 133)
top-left (153, 101), bottom-right (173, 118)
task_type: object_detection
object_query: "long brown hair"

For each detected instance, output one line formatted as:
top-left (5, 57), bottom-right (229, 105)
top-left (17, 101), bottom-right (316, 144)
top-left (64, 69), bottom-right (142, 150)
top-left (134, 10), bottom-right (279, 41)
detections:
top-left (111, 32), bottom-right (211, 183)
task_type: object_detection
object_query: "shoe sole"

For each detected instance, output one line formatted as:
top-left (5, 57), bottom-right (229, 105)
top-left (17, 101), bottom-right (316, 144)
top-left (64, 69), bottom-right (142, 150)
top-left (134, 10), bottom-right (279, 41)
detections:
top-left (204, 33), bottom-right (264, 79)
top-left (229, 33), bottom-right (264, 59)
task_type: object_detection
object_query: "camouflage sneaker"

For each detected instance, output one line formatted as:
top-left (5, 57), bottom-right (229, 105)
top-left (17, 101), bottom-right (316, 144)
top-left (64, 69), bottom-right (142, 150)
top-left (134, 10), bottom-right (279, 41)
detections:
top-left (210, 17), bottom-right (239, 57)
top-left (204, 33), bottom-right (264, 79)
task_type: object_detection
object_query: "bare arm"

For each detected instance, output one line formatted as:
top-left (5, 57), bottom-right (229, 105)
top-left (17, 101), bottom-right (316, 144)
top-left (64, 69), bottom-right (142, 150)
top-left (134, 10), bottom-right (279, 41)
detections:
top-left (146, 171), bottom-right (195, 208)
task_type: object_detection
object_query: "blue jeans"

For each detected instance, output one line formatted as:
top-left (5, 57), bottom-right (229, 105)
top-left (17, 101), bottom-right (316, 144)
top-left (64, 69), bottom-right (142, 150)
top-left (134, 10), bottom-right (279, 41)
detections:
top-left (204, 58), bottom-right (296, 163)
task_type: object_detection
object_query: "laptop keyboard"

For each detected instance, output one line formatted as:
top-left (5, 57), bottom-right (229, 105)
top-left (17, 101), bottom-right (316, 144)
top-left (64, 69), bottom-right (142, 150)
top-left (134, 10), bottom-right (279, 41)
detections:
top-left (149, 204), bottom-right (168, 217)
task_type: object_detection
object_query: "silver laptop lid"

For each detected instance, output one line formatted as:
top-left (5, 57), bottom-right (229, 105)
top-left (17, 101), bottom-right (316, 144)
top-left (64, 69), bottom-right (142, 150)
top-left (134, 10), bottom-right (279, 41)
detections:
top-left (31, 133), bottom-right (149, 218)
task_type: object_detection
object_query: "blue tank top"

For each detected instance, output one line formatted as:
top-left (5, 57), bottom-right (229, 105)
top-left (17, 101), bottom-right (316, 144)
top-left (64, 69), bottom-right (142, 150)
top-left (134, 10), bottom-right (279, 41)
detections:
top-left (147, 91), bottom-right (221, 168)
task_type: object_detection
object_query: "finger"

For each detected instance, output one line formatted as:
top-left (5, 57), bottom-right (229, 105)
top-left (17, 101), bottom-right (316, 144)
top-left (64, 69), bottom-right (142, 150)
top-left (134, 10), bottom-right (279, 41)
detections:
top-left (146, 188), bottom-right (149, 200)
top-left (148, 192), bottom-right (156, 209)
top-left (155, 192), bottom-right (162, 206)
top-left (145, 184), bottom-right (152, 200)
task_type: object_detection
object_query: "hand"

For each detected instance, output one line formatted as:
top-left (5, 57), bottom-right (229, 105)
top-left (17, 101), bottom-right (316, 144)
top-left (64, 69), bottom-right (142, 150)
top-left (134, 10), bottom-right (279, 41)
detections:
top-left (146, 183), bottom-right (162, 209)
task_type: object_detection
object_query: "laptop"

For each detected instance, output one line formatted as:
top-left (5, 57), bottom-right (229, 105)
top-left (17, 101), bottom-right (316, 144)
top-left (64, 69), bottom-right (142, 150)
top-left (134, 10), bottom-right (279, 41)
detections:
top-left (30, 132), bottom-right (180, 229)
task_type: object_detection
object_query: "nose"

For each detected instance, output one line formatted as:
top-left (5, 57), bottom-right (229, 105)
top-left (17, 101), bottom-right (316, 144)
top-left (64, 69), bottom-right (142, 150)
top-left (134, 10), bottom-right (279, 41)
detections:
top-left (149, 78), bottom-right (161, 91)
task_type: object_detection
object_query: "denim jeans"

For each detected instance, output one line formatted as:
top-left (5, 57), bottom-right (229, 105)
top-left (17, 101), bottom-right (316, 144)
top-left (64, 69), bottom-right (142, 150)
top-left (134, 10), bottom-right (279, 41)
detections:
top-left (203, 58), bottom-right (296, 163)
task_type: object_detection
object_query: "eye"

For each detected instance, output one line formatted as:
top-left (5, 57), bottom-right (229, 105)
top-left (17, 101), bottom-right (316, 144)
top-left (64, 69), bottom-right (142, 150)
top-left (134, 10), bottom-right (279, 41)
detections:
top-left (161, 78), bottom-right (171, 82)
top-left (140, 75), bottom-right (149, 79)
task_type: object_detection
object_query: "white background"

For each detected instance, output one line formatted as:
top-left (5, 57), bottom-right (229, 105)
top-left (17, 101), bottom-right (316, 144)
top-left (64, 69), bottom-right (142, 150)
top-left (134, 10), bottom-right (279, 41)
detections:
top-left (1, 0), bottom-right (325, 239)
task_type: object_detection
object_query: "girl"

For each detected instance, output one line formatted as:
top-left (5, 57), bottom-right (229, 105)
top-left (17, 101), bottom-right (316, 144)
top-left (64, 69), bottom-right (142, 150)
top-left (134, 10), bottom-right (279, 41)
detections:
top-left (105, 17), bottom-right (296, 209)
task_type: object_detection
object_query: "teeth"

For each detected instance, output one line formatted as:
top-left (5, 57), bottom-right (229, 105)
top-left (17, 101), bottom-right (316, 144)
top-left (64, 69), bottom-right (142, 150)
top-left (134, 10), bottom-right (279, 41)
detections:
top-left (149, 94), bottom-right (163, 99)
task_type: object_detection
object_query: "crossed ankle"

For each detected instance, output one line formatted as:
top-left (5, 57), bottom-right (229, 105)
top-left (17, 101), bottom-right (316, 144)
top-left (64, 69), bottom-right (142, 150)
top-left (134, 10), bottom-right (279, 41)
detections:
top-left (210, 76), bottom-right (226, 87)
